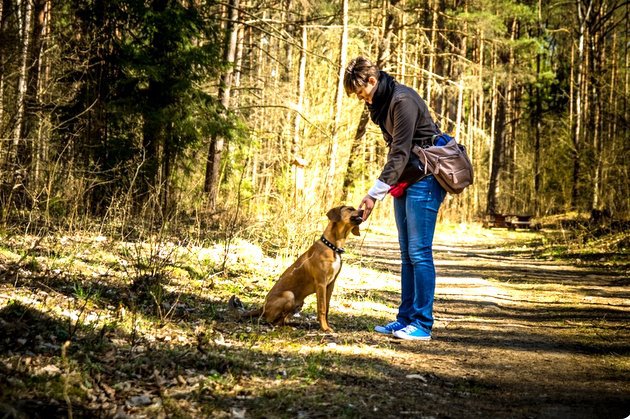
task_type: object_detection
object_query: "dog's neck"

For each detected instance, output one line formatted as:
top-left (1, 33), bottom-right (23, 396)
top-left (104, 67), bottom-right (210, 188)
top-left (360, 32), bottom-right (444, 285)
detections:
top-left (320, 234), bottom-right (344, 254)
top-left (320, 223), bottom-right (348, 254)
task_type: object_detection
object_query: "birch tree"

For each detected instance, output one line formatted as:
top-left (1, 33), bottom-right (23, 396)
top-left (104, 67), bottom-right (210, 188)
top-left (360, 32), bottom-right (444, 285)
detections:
top-left (12, 0), bottom-right (33, 168)
top-left (326, 0), bottom-right (348, 205)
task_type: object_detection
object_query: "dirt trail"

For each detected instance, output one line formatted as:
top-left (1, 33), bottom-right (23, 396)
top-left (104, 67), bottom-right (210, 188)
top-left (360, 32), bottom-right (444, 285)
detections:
top-left (347, 228), bottom-right (630, 419)
top-left (1, 227), bottom-right (628, 418)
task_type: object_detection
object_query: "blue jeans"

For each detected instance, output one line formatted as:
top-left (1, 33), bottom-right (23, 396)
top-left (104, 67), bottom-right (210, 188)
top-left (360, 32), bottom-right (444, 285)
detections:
top-left (393, 175), bottom-right (445, 333)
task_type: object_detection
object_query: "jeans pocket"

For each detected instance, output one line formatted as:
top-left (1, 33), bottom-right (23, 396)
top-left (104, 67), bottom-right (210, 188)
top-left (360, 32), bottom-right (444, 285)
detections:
top-left (407, 177), bottom-right (444, 212)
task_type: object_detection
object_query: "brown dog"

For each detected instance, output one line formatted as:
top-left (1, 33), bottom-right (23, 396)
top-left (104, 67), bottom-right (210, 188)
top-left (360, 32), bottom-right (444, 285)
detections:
top-left (229, 206), bottom-right (363, 332)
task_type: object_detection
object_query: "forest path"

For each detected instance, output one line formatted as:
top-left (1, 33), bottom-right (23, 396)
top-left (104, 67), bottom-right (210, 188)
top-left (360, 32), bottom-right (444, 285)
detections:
top-left (1, 225), bottom-right (628, 418)
top-left (342, 226), bottom-right (630, 418)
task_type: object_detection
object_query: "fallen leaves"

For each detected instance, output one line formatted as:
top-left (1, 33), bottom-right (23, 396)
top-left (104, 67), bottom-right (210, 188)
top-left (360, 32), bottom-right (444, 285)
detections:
top-left (1, 228), bottom-right (628, 418)
top-left (37, 364), bottom-right (62, 376)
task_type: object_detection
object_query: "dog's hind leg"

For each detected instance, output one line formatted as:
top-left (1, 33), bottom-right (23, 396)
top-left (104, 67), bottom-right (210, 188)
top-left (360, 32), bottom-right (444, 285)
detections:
top-left (264, 291), bottom-right (297, 325)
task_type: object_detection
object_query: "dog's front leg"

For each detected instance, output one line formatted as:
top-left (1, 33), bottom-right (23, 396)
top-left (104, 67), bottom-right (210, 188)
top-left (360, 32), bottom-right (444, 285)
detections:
top-left (325, 279), bottom-right (336, 323)
top-left (315, 279), bottom-right (333, 332)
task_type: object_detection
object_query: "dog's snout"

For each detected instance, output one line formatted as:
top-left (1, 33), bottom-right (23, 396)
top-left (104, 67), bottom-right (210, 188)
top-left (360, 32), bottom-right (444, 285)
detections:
top-left (351, 209), bottom-right (364, 224)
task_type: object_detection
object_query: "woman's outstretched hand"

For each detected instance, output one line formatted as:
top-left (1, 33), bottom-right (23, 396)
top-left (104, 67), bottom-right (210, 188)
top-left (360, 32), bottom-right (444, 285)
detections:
top-left (359, 194), bottom-right (376, 220)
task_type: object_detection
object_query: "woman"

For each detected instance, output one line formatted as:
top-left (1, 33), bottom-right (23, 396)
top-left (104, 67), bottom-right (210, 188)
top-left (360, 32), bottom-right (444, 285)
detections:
top-left (344, 56), bottom-right (446, 341)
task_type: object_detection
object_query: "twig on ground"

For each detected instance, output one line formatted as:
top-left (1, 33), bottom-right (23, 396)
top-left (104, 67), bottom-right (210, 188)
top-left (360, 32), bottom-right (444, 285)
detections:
top-left (61, 340), bottom-right (73, 419)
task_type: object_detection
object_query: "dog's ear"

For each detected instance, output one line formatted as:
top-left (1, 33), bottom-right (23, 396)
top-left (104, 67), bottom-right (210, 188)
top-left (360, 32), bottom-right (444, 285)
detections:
top-left (326, 206), bottom-right (343, 222)
top-left (351, 225), bottom-right (360, 236)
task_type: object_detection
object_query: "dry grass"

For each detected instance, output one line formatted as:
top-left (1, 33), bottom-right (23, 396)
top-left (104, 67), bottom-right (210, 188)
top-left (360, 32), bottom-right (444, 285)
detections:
top-left (0, 222), bottom-right (628, 418)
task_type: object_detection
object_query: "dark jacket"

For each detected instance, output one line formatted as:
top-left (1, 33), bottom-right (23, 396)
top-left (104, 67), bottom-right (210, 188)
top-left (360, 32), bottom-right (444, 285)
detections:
top-left (377, 83), bottom-right (439, 186)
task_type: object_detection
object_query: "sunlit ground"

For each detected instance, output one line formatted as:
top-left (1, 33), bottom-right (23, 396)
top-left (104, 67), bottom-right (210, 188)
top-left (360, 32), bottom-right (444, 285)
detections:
top-left (0, 221), bottom-right (628, 417)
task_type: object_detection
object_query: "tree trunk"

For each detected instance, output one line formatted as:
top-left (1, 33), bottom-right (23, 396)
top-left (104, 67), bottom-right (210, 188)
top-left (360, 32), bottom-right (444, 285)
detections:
top-left (488, 41), bottom-right (498, 210)
top-left (0, 0), bottom-right (5, 142)
top-left (19, 0), bottom-right (47, 181)
top-left (571, 0), bottom-right (592, 210)
top-left (326, 0), bottom-right (348, 205)
top-left (340, 0), bottom-right (398, 200)
top-left (400, 0), bottom-right (407, 84)
top-left (233, 9), bottom-right (245, 103)
top-left (291, 19), bottom-right (307, 204)
top-left (341, 106), bottom-right (370, 200)
top-left (141, 96), bottom-right (161, 202)
top-left (532, 0), bottom-right (543, 216)
top-left (426, 0), bottom-right (438, 106)
top-left (162, 124), bottom-right (173, 213)
top-left (33, 0), bottom-right (51, 190)
top-left (487, 86), bottom-right (507, 215)
top-left (505, 19), bottom-right (517, 211)
top-left (12, 0), bottom-right (33, 168)
top-left (204, 0), bottom-right (239, 210)
top-left (590, 33), bottom-right (602, 211)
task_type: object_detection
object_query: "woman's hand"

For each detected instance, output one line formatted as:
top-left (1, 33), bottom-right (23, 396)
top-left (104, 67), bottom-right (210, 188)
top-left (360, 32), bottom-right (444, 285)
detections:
top-left (359, 194), bottom-right (376, 220)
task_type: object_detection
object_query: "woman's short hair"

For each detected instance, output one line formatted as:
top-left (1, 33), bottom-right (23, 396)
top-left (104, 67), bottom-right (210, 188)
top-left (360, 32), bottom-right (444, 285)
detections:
top-left (344, 56), bottom-right (380, 96)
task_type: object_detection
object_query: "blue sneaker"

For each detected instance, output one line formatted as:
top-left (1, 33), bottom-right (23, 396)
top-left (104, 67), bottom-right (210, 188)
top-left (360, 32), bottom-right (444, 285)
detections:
top-left (374, 321), bottom-right (406, 335)
top-left (393, 325), bottom-right (431, 341)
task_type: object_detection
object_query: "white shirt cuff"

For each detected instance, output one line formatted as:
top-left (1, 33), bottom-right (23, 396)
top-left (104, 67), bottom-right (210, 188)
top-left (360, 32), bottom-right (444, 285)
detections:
top-left (368, 179), bottom-right (391, 201)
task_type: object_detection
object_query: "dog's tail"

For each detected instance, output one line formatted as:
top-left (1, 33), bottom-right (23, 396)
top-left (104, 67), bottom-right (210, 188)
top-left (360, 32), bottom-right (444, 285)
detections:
top-left (228, 295), bottom-right (263, 320)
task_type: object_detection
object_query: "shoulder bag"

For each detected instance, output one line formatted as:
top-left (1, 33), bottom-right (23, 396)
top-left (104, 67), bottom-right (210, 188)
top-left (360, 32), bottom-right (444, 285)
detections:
top-left (411, 133), bottom-right (474, 194)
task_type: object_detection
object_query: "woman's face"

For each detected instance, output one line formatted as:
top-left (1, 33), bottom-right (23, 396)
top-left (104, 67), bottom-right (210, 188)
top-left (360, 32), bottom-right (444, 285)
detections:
top-left (354, 76), bottom-right (378, 104)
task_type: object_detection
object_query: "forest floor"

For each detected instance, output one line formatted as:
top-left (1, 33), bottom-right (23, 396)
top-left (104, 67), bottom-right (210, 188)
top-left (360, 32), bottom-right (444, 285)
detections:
top-left (0, 222), bottom-right (628, 418)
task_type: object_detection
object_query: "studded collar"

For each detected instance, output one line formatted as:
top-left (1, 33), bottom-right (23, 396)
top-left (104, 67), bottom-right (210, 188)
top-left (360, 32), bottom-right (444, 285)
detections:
top-left (320, 235), bottom-right (345, 254)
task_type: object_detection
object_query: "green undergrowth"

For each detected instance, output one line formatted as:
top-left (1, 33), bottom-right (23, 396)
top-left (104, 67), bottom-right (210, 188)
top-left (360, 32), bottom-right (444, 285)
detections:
top-left (0, 221), bottom-right (627, 417)
top-left (535, 229), bottom-right (629, 274)
top-left (434, 218), bottom-right (629, 272)
top-left (0, 226), bottom-right (392, 417)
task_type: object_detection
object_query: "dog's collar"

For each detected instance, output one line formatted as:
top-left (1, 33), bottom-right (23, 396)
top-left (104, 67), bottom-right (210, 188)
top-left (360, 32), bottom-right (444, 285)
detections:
top-left (320, 235), bottom-right (345, 254)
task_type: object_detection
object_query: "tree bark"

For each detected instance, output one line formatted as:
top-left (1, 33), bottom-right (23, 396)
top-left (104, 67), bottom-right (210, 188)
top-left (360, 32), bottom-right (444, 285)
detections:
top-left (506, 19), bottom-right (517, 211)
top-left (571, 0), bottom-right (592, 210)
top-left (326, 0), bottom-right (348, 205)
top-left (204, 0), bottom-right (239, 210)
top-left (12, 0), bottom-right (33, 168)
top-left (487, 85), bottom-right (507, 215)
top-left (341, 106), bottom-right (370, 200)
top-left (426, 0), bottom-right (438, 106)
top-left (340, 0), bottom-right (398, 201)
top-left (532, 0), bottom-right (543, 216)
top-left (19, 0), bottom-right (47, 179)
top-left (291, 18), bottom-right (307, 204)
top-left (487, 41), bottom-right (498, 211)
top-left (0, 0), bottom-right (5, 142)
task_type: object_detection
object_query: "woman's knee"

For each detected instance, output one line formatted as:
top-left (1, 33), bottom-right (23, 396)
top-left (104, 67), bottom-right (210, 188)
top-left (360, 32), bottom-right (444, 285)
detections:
top-left (408, 246), bottom-right (433, 264)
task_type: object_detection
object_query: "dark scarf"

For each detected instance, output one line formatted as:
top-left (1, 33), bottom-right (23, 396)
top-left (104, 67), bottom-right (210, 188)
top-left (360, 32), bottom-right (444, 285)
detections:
top-left (368, 71), bottom-right (397, 132)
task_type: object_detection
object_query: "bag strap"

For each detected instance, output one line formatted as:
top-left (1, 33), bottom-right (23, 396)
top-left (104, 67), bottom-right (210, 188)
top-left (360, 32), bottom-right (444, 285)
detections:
top-left (413, 145), bottom-right (431, 176)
